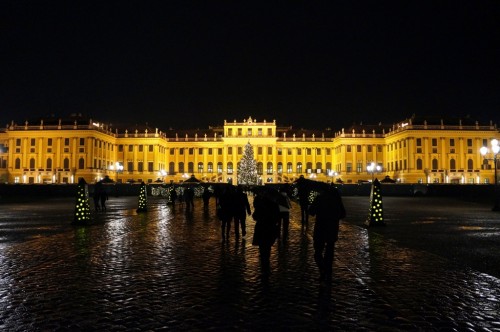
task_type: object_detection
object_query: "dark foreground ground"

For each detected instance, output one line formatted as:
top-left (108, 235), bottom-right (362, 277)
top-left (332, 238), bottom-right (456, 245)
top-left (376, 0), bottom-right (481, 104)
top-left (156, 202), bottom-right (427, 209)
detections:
top-left (0, 195), bottom-right (499, 331)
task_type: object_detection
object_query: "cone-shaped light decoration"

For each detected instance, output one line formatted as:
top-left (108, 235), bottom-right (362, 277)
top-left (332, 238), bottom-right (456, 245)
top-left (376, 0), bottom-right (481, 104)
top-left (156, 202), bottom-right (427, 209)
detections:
top-left (136, 181), bottom-right (148, 213)
top-left (73, 177), bottom-right (91, 224)
top-left (365, 178), bottom-right (385, 227)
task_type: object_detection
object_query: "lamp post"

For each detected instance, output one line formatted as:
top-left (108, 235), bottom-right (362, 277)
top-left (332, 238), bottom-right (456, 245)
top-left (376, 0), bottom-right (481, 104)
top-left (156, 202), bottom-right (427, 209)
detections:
top-left (480, 139), bottom-right (500, 211)
top-left (367, 162), bottom-right (381, 182)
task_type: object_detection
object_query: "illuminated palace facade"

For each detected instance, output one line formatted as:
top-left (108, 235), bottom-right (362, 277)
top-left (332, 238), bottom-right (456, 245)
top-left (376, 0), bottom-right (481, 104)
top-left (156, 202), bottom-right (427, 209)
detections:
top-left (0, 115), bottom-right (499, 185)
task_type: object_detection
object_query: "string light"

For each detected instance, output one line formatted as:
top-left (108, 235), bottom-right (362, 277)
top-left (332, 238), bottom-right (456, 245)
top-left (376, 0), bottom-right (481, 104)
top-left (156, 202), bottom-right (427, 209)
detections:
top-left (136, 182), bottom-right (148, 212)
top-left (73, 178), bottom-right (91, 224)
top-left (366, 178), bottom-right (385, 226)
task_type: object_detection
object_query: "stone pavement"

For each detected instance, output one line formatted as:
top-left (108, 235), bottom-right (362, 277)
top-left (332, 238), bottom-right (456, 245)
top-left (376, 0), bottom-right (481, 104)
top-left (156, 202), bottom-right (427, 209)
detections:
top-left (0, 195), bottom-right (499, 331)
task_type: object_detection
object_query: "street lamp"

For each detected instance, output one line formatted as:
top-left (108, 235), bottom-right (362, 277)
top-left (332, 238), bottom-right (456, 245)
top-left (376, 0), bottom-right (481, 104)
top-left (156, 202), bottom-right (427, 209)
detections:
top-left (109, 162), bottom-right (123, 182)
top-left (480, 139), bottom-right (500, 211)
top-left (367, 162), bottom-right (381, 182)
top-left (158, 170), bottom-right (167, 182)
top-left (328, 170), bottom-right (338, 183)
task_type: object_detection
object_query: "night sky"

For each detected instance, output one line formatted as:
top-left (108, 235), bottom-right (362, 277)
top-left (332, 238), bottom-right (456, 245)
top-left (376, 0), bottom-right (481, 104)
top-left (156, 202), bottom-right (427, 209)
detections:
top-left (2, 1), bottom-right (499, 130)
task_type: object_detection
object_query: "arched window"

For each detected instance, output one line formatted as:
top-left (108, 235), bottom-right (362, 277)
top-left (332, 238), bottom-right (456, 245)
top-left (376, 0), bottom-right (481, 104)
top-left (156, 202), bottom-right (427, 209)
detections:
top-left (198, 162), bottom-right (203, 173)
top-left (316, 162), bottom-right (322, 173)
top-left (467, 159), bottom-right (474, 170)
top-left (169, 162), bottom-right (175, 174)
top-left (63, 158), bottom-right (70, 169)
top-left (227, 162), bottom-right (233, 174)
top-left (207, 162), bottom-right (213, 173)
top-left (217, 162), bottom-right (223, 173)
top-left (46, 158), bottom-right (52, 169)
top-left (449, 158), bottom-right (456, 170)
top-left (297, 162), bottom-right (303, 173)
top-left (267, 162), bottom-right (273, 174)
top-left (482, 158), bottom-right (489, 169)
top-left (78, 157), bottom-right (85, 169)
top-left (416, 158), bottom-right (423, 170)
top-left (326, 162), bottom-right (332, 173)
top-left (287, 162), bottom-right (293, 173)
top-left (277, 162), bottom-right (283, 174)
top-left (29, 158), bottom-right (35, 169)
top-left (178, 162), bottom-right (184, 174)
top-left (432, 158), bottom-right (438, 169)
top-left (188, 162), bottom-right (194, 173)
top-left (15, 158), bottom-right (21, 169)
top-left (306, 162), bottom-right (312, 173)
top-left (257, 162), bottom-right (263, 175)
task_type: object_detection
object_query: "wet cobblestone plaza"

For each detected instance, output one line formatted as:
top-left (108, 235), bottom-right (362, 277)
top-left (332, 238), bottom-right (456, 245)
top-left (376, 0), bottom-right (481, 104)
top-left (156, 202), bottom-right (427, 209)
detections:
top-left (1, 194), bottom-right (500, 331)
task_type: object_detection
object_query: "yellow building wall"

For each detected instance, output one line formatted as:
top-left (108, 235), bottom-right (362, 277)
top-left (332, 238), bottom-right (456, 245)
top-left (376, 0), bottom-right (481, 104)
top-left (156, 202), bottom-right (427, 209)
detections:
top-left (0, 118), bottom-right (498, 185)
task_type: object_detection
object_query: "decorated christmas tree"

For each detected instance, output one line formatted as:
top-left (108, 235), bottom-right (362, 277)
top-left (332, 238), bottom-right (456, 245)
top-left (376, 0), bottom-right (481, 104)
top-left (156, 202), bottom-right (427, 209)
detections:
top-left (73, 177), bottom-right (91, 224)
top-left (136, 181), bottom-right (148, 212)
top-left (365, 178), bottom-right (385, 226)
top-left (237, 142), bottom-right (259, 186)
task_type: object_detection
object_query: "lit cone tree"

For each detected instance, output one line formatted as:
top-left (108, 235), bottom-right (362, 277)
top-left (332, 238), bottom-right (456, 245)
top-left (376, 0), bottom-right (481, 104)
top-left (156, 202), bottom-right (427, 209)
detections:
top-left (73, 177), bottom-right (91, 224)
top-left (365, 178), bottom-right (385, 226)
top-left (136, 181), bottom-right (148, 212)
top-left (237, 142), bottom-right (259, 186)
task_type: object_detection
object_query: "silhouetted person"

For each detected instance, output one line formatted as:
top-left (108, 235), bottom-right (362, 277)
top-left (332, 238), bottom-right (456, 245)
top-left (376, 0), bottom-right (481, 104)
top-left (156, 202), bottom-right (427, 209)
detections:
top-left (309, 185), bottom-right (346, 283)
top-left (99, 185), bottom-right (108, 211)
top-left (213, 185), bottom-right (223, 216)
top-left (185, 187), bottom-right (195, 210)
top-left (202, 187), bottom-right (211, 210)
top-left (297, 175), bottom-right (310, 225)
top-left (169, 186), bottom-right (177, 209)
top-left (218, 186), bottom-right (236, 241)
top-left (278, 189), bottom-right (291, 241)
top-left (93, 182), bottom-right (102, 211)
top-left (252, 193), bottom-right (280, 277)
top-left (234, 186), bottom-right (251, 238)
top-left (178, 189), bottom-right (185, 207)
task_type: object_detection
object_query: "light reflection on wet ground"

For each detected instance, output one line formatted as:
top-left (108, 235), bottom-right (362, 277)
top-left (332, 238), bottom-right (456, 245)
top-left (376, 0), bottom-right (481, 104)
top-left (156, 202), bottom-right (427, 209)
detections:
top-left (0, 195), bottom-right (499, 330)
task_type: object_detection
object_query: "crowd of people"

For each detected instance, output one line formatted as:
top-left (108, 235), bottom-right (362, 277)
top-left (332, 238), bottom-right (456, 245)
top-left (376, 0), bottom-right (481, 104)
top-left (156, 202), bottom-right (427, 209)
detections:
top-left (211, 178), bottom-right (346, 282)
top-left (90, 178), bottom-right (346, 283)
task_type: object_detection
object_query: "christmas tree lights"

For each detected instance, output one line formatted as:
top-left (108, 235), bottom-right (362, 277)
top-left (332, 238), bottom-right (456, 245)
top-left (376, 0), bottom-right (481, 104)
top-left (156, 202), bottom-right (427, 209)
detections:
top-left (136, 181), bottom-right (148, 212)
top-left (366, 178), bottom-right (385, 226)
top-left (73, 177), bottom-right (91, 224)
top-left (237, 142), bottom-right (259, 186)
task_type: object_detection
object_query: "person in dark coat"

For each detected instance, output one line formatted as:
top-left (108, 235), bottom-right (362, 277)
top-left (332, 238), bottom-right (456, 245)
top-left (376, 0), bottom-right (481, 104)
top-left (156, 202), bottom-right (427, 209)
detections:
top-left (218, 186), bottom-right (236, 241)
top-left (185, 187), bottom-right (195, 210)
top-left (234, 186), bottom-right (251, 237)
top-left (278, 188), bottom-right (292, 241)
top-left (169, 186), bottom-right (177, 209)
top-left (309, 185), bottom-right (346, 283)
top-left (99, 185), bottom-right (108, 211)
top-left (202, 187), bottom-right (211, 210)
top-left (93, 181), bottom-right (102, 211)
top-left (297, 175), bottom-right (310, 225)
top-left (252, 193), bottom-right (281, 277)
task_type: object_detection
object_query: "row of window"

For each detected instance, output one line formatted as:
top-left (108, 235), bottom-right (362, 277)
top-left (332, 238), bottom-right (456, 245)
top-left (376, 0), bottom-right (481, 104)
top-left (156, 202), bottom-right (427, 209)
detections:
top-left (163, 147), bottom-right (333, 156)
top-left (13, 137), bottom-right (492, 151)
top-left (14, 157), bottom-right (335, 175)
top-left (226, 127), bottom-right (273, 137)
top-left (14, 141), bottom-right (338, 156)
top-left (415, 138), bottom-right (486, 147)
top-left (165, 161), bottom-right (333, 175)
top-left (16, 138), bottom-right (115, 152)
top-left (13, 157), bottom-right (494, 174)
top-left (17, 138), bottom-right (86, 147)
